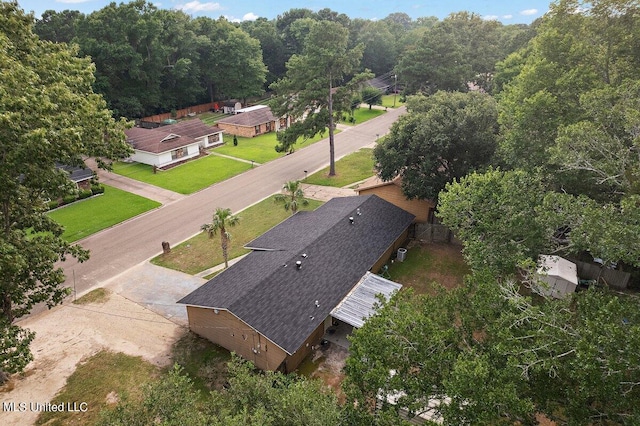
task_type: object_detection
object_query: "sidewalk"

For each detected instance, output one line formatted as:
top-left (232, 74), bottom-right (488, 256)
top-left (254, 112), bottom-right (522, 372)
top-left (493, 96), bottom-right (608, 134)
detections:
top-left (300, 184), bottom-right (356, 201)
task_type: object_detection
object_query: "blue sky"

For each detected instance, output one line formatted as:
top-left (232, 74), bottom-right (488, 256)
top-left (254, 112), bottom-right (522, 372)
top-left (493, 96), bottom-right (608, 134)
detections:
top-left (18, 0), bottom-right (551, 24)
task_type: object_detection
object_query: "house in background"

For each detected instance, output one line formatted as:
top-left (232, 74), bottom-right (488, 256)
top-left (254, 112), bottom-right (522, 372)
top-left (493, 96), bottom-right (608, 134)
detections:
top-left (355, 175), bottom-right (459, 243)
top-left (216, 105), bottom-right (288, 138)
top-left (57, 164), bottom-right (94, 190)
top-left (125, 119), bottom-right (223, 168)
top-left (535, 255), bottom-right (579, 298)
top-left (356, 175), bottom-right (434, 223)
top-left (178, 195), bottom-right (414, 372)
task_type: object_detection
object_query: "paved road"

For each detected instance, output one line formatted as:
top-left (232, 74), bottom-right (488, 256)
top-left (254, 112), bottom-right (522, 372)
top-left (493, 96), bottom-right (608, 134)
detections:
top-left (59, 107), bottom-right (406, 296)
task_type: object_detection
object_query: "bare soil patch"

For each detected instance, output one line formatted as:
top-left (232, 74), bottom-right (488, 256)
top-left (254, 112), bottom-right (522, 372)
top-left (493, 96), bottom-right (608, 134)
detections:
top-left (308, 344), bottom-right (349, 403)
top-left (0, 293), bottom-right (185, 426)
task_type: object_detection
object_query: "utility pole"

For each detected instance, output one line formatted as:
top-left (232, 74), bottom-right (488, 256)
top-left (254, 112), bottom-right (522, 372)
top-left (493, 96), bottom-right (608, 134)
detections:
top-left (393, 74), bottom-right (397, 108)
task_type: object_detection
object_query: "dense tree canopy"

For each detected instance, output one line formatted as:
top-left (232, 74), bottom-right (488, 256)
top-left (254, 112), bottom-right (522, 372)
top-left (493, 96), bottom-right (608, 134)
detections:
top-left (32, 4), bottom-right (532, 119)
top-left (35, 1), bottom-right (268, 118)
top-left (0, 2), bottom-right (131, 377)
top-left (374, 91), bottom-right (498, 200)
top-left (345, 274), bottom-right (640, 425)
top-left (496, 0), bottom-right (640, 181)
top-left (437, 169), bottom-right (550, 274)
top-left (395, 12), bottom-right (532, 94)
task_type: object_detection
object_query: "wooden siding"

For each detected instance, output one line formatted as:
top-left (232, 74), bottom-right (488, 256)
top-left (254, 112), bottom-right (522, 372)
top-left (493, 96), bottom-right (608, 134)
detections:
top-left (186, 306), bottom-right (287, 371)
top-left (371, 228), bottom-right (409, 273)
top-left (283, 321), bottom-right (326, 373)
top-left (358, 185), bottom-right (433, 223)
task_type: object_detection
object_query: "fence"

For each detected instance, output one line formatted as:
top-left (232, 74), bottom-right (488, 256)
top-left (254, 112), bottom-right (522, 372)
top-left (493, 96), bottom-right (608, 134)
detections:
top-left (575, 260), bottom-right (630, 289)
top-left (414, 223), bottom-right (461, 244)
top-left (141, 102), bottom-right (221, 123)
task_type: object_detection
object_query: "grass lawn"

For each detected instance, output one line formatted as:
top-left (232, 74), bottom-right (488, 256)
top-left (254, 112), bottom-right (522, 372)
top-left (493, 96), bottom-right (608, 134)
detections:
top-left (381, 94), bottom-right (404, 108)
top-left (47, 185), bottom-right (161, 242)
top-left (303, 148), bottom-right (375, 188)
top-left (341, 107), bottom-right (385, 126)
top-left (36, 336), bottom-right (233, 425)
top-left (195, 111), bottom-right (227, 126)
top-left (112, 155), bottom-right (252, 194)
top-left (35, 351), bottom-right (158, 426)
top-left (214, 129), bottom-right (334, 164)
top-left (152, 196), bottom-right (323, 274)
top-left (73, 288), bottom-right (110, 305)
top-left (171, 332), bottom-right (231, 395)
top-left (388, 242), bottom-right (470, 294)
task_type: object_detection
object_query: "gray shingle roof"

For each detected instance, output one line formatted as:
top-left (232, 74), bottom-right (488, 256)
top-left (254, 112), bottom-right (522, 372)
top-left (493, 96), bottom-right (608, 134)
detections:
top-left (125, 119), bottom-right (222, 154)
top-left (57, 164), bottom-right (94, 183)
top-left (178, 195), bottom-right (415, 355)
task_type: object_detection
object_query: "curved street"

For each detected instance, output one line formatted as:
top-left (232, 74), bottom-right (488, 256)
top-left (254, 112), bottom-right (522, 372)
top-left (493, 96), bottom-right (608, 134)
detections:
top-left (58, 106), bottom-right (407, 296)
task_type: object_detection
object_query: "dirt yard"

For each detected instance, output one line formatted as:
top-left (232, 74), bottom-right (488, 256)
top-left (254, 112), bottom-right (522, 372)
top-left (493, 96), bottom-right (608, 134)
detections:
top-left (309, 343), bottom-right (349, 403)
top-left (0, 292), bottom-right (185, 426)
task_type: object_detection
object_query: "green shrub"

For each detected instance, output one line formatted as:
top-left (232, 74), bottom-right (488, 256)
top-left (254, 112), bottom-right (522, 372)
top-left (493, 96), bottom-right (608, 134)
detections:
top-left (63, 194), bottom-right (77, 204)
top-left (47, 200), bottom-right (60, 210)
top-left (79, 189), bottom-right (92, 199)
top-left (91, 185), bottom-right (105, 195)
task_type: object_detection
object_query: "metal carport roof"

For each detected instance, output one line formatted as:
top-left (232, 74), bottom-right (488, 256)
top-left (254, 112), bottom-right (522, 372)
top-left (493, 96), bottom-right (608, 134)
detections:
top-left (331, 271), bottom-right (402, 328)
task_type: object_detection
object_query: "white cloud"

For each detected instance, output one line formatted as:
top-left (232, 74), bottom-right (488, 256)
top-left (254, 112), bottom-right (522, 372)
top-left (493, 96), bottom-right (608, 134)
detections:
top-left (56, 0), bottom-right (91, 4)
top-left (520, 8), bottom-right (538, 16)
top-left (175, 1), bottom-right (223, 12)
top-left (482, 15), bottom-right (499, 21)
top-left (503, 14), bottom-right (513, 19)
top-left (242, 12), bottom-right (259, 21)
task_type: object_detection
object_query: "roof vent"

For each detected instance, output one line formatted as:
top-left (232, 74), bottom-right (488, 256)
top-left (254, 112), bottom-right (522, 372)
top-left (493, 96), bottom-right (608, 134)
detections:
top-left (296, 261), bottom-right (302, 270)
top-left (301, 253), bottom-right (308, 258)
top-left (349, 216), bottom-right (354, 225)
top-left (309, 316), bottom-right (315, 321)
top-left (356, 208), bottom-right (361, 216)
top-left (160, 133), bottom-right (180, 142)
top-left (315, 300), bottom-right (320, 308)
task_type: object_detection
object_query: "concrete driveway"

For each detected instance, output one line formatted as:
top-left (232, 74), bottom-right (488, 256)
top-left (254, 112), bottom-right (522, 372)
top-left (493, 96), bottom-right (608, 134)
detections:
top-left (108, 262), bottom-right (205, 327)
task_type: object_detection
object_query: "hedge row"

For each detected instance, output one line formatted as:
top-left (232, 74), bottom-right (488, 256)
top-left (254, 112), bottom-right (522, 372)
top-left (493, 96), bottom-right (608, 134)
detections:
top-left (47, 184), bottom-right (105, 210)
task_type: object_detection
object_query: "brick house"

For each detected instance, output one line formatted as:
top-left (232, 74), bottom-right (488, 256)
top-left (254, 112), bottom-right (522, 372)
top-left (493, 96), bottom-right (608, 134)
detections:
top-left (178, 195), bottom-right (414, 372)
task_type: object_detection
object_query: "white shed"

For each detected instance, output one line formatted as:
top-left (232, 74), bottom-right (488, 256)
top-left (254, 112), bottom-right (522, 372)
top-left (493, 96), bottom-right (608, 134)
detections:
top-left (535, 255), bottom-right (579, 298)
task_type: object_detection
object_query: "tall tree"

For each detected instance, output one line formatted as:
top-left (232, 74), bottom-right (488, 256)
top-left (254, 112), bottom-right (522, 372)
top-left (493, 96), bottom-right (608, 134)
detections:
top-left (374, 91), bottom-right (498, 201)
top-left (437, 169), bottom-right (551, 274)
top-left (275, 8), bottom-right (316, 58)
top-left (34, 9), bottom-right (83, 43)
top-left (201, 208), bottom-right (240, 269)
top-left (274, 180), bottom-right (309, 214)
top-left (270, 20), bottom-right (368, 176)
top-left (195, 17), bottom-right (267, 104)
top-left (356, 20), bottom-right (397, 76)
top-left (496, 0), bottom-right (640, 175)
top-left (395, 23), bottom-right (468, 94)
top-left (213, 23), bottom-right (267, 103)
top-left (154, 9), bottom-right (203, 111)
top-left (0, 1), bottom-right (131, 378)
top-left (360, 86), bottom-right (383, 110)
top-left (550, 80), bottom-right (640, 200)
top-left (74, 0), bottom-right (165, 118)
top-left (242, 18), bottom-right (287, 87)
